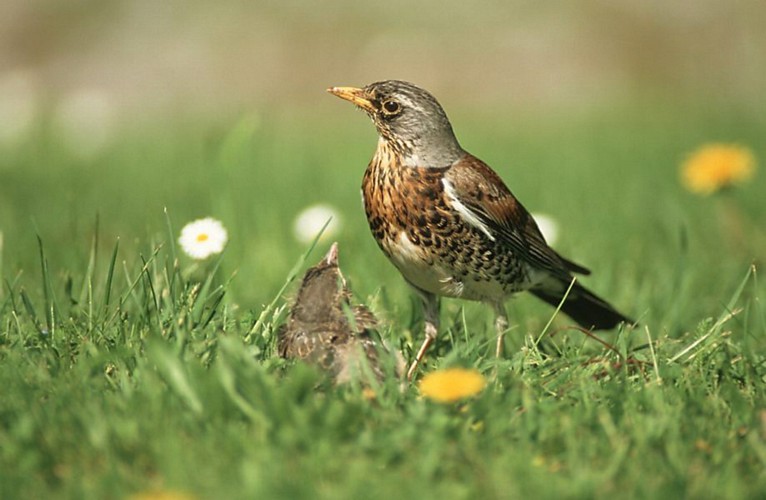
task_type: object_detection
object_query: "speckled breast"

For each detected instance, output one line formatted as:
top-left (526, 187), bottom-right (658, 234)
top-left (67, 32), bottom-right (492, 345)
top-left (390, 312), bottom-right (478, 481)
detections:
top-left (361, 147), bottom-right (529, 302)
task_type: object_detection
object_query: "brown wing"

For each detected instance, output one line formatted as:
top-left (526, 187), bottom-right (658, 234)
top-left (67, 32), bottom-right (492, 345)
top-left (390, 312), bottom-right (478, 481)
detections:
top-left (352, 304), bottom-right (378, 331)
top-left (445, 154), bottom-right (589, 278)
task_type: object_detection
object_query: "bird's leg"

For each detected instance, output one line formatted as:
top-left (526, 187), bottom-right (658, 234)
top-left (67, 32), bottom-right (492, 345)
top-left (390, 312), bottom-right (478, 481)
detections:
top-left (407, 322), bottom-right (437, 380)
top-left (493, 302), bottom-right (508, 357)
top-left (407, 291), bottom-right (440, 380)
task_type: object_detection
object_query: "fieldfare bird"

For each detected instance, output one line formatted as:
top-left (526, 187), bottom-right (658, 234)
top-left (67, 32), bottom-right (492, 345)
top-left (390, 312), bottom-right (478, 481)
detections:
top-left (278, 243), bottom-right (403, 384)
top-left (328, 80), bottom-right (633, 379)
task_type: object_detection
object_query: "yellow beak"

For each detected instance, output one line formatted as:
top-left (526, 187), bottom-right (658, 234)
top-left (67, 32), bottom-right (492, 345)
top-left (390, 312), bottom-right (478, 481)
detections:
top-left (327, 86), bottom-right (376, 113)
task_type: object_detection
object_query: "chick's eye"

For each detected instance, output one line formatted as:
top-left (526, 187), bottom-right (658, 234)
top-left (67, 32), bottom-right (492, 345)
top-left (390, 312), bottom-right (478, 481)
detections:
top-left (382, 100), bottom-right (401, 114)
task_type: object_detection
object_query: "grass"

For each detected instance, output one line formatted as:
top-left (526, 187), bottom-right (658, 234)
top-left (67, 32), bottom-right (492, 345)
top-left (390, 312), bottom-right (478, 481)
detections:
top-left (1, 98), bottom-right (765, 499)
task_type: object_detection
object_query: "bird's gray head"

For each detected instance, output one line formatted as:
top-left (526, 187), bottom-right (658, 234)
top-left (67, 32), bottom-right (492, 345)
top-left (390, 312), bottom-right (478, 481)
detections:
top-left (328, 80), bottom-right (464, 167)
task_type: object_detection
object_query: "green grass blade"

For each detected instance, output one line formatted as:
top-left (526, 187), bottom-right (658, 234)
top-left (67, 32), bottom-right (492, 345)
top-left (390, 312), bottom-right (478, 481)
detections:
top-left (102, 238), bottom-right (120, 315)
top-left (36, 235), bottom-right (59, 335)
top-left (191, 252), bottom-right (225, 325)
top-left (1, 277), bottom-right (20, 318)
top-left (146, 340), bottom-right (203, 416)
top-left (139, 253), bottom-right (160, 320)
top-left (105, 244), bottom-right (163, 328)
top-left (719, 264), bottom-right (754, 323)
top-left (19, 287), bottom-right (43, 334)
top-left (669, 264), bottom-right (754, 364)
top-left (163, 207), bottom-right (178, 264)
top-left (78, 215), bottom-right (99, 307)
top-left (535, 277), bottom-right (577, 345)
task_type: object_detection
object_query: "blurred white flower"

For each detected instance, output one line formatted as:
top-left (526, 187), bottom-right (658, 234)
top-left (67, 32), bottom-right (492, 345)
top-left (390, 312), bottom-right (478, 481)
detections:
top-left (531, 212), bottom-right (558, 245)
top-left (178, 218), bottom-right (228, 259)
top-left (0, 70), bottom-right (38, 147)
top-left (292, 204), bottom-right (341, 244)
top-left (54, 88), bottom-right (116, 159)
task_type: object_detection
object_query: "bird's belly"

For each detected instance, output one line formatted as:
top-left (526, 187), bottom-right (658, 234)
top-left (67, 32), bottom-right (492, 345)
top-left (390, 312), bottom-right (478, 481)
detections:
top-left (384, 231), bottom-right (449, 293)
top-left (362, 158), bottom-right (534, 302)
top-left (384, 231), bottom-right (526, 302)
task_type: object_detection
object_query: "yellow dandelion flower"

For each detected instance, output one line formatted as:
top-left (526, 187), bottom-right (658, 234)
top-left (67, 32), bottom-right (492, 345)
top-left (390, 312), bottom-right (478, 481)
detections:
top-left (362, 387), bottom-right (377, 400)
top-left (681, 144), bottom-right (756, 195)
top-left (419, 368), bottom-right (486, 403)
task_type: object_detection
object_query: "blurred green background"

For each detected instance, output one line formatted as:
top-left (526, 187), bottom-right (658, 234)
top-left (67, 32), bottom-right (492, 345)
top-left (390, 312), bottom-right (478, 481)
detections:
top-left (1, 0), bottom-right (764, 316)
top-left (2, 3), bottom-right (766, 499)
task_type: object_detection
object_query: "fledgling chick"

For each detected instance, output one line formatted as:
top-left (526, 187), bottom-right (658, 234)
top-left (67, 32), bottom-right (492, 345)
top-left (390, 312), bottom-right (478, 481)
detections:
top-left (278, 242), bottom-right (403, 384)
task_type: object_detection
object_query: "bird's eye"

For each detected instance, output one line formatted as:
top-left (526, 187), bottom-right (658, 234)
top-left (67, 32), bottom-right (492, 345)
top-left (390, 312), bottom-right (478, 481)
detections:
top-left (381, 100), bottom-right (401, 115)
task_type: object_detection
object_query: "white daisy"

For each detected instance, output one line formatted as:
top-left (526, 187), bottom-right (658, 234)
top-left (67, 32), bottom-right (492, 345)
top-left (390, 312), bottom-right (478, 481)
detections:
top-left (292, 204), bottom-right (341, 244)
top-left (178, 218), bottom-right (228, 259)
top-left (531, 212), bottom-right (559, 246)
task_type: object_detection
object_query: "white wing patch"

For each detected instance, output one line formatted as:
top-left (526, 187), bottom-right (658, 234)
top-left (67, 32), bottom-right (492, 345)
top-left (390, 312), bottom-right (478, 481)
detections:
top-left (441, 178), bottom-right (495, 241)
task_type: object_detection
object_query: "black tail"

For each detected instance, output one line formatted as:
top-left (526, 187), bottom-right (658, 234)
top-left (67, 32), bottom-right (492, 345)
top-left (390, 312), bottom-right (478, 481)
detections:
top-left (531, 281), bottom-right (634, 331)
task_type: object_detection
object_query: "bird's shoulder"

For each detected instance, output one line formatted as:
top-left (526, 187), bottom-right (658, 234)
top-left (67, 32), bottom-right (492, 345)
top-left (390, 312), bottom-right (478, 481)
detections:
top-left (444, 154), bottom-right (536, 236)
top-left (445, 154), bottom-right (589, 276)
top-left (444, 154), bottom-right (529, 225)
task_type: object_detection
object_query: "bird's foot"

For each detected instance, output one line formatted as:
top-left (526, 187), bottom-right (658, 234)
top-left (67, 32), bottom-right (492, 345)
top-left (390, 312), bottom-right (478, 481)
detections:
top-left (406, 320), bottom-right (438, 380)
top-left (495, 312), bottom-right (508, 358)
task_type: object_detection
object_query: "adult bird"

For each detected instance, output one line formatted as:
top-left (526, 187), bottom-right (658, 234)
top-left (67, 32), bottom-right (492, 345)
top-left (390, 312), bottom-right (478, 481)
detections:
top-left (328, 80), bottom-right (633, 379)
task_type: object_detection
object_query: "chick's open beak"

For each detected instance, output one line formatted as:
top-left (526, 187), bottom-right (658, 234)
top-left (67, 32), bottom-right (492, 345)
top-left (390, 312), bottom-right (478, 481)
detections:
top-left (324, 242), bottom-right (339, 266)
top-left (327, 86), bottom-right (376, 113)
